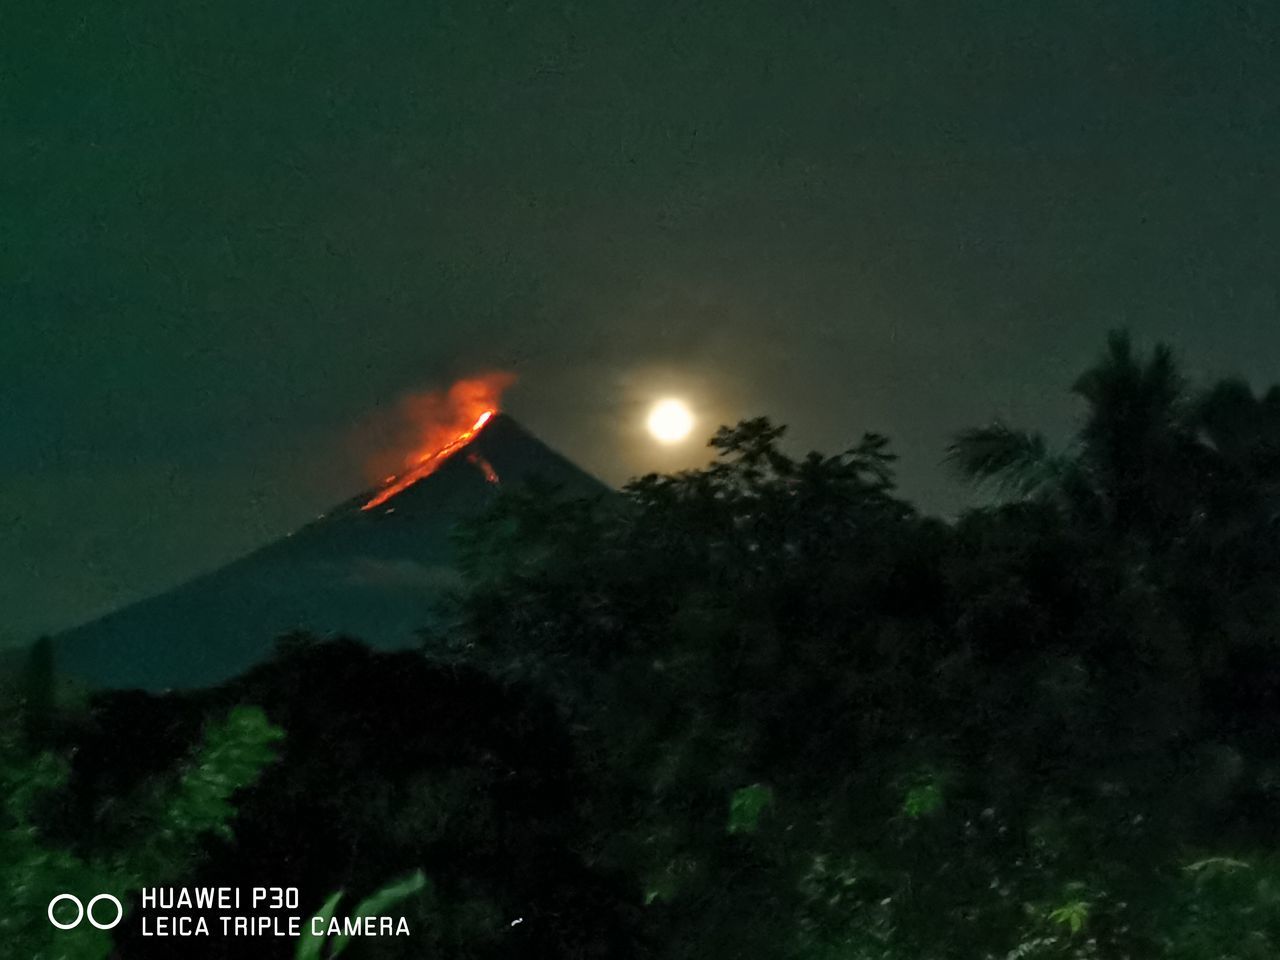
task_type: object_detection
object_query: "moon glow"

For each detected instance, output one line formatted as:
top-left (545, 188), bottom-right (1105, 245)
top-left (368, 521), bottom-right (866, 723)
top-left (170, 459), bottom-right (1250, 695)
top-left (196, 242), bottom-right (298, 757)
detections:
top-left (646, 399), bottom-right (695, 444)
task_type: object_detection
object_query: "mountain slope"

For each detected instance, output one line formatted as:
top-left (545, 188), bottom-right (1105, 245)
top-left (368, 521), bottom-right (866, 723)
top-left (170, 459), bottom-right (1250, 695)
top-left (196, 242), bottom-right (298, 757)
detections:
top-left (53, 415), bottom-right (607, 691)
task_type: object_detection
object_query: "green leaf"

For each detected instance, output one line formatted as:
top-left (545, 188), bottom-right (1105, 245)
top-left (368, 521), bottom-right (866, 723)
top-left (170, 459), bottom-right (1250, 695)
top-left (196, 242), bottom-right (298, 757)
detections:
top-left (902, 782), bottom-right (943, 819)
top-left (330, 871), bottom-right (428, 958)
top-left (727, 783), bottom-right (775, 835)
top-left (1047, 899), bottom-right (1090, 934)
top-left (295, 889), bottom-right (345, 960)
top-left (1184, 856), bottom-right (1251, 876)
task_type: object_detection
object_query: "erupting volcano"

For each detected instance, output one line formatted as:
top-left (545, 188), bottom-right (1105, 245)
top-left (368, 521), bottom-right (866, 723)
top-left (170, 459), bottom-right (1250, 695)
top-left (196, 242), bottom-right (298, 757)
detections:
top-left (363, 409), bottom-right (496, 511)
top-left (361, 373), bottom-right (513, 511)
top-left (53, 385), bottom-right (607, 691)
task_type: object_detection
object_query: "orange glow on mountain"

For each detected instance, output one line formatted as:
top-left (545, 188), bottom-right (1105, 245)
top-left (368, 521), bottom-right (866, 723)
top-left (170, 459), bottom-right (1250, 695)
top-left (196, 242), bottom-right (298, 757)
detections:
top-left (360, 374), bottom-right (512, 511)
top-left (467, 451), bottom-right (500, 484)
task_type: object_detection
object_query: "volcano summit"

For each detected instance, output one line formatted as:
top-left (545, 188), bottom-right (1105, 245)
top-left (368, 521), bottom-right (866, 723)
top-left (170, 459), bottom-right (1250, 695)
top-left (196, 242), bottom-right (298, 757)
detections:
top-left (53, 415), bottom-right (606, 691)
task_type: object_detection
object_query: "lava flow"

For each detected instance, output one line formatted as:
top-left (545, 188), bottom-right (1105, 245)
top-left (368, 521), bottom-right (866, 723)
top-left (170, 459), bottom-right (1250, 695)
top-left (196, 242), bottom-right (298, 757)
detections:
top-left (467, 451), bottom-right (500, 484)
top-left (360, 373), bottom-right (513, 511)
top-left (362, 410), bottom-right (494, 510)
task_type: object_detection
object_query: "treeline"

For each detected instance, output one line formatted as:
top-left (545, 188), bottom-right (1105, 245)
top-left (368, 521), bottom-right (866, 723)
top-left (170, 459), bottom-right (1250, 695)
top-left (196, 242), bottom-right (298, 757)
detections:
top-left (7, 332), bottom-right (1280, 958)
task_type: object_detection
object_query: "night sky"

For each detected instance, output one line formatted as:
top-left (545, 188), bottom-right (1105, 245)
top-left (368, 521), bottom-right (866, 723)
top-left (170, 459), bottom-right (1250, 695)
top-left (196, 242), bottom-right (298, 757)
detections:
top-left (5, 2), bottom-right (1280, 643)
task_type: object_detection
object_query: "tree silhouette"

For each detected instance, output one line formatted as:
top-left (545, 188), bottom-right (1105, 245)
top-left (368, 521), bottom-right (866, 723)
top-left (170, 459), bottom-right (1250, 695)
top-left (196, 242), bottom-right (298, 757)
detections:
top-left (949, 330), bottom-right (1280, 548)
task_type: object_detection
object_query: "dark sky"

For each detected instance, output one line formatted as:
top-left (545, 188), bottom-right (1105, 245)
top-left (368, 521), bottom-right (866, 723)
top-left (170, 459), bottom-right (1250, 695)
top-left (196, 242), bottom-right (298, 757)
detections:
top-left (5, 1), bottom-right (1280, 642)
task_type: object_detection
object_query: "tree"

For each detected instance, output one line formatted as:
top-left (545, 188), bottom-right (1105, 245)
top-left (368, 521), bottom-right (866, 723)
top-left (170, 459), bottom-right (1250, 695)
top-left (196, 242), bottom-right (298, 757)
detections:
top-left (950, 332), bottom-right (1200, 538)
top-left (19, 636), bottom-right (55, 750)
top-left (447, 364), bottom-right (1280, 958)
top-left (0, 704), bottom-right (282, 959)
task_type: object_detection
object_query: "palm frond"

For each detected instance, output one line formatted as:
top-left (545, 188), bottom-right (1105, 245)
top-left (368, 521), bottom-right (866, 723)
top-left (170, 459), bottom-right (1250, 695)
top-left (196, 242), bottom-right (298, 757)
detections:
top-left (946, 423), bottom-right (1065, 498)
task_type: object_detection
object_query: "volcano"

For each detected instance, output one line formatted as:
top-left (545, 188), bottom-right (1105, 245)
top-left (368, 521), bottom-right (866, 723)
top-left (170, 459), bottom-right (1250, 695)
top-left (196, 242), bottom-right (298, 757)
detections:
top-left (52, 415), bottom-right (607, 691)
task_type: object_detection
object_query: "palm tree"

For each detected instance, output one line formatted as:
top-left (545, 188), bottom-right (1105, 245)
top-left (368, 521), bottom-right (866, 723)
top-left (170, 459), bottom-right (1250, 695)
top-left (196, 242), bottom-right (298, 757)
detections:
top-left (948, 331), bottom-right (1278, 542)
top-left (1190, 378), bottom-right (1280, 529)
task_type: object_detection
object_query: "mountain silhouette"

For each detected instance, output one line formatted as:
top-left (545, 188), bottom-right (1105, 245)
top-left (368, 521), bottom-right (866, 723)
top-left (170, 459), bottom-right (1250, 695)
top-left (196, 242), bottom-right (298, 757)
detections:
top-left (52, 415), bottom-right (607, 691)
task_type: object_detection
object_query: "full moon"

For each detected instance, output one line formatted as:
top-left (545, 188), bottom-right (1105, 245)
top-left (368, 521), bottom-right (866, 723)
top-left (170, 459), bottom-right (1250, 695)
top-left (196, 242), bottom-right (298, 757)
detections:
top-left (646, 399), bottom-right (695, 444)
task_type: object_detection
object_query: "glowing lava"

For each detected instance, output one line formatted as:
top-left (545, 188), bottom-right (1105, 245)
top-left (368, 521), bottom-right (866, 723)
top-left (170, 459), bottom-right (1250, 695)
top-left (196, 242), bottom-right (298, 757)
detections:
top-left (360, 373), bottom-right (513, 511)
top-left (467, 451), bottom-right (500, 484)
top-left (362, 410), bottom-right (494, 510)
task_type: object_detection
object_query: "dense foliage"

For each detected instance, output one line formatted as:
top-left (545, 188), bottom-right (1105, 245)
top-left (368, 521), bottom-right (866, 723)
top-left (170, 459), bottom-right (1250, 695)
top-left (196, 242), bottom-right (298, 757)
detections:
top-left (57, 640), bottom-right (641, 960)
top-left (446, 333), bottom-right (1280, 958)
top-left (13, 333), bottom-right (1280, 958)
top-left (0, 697), bottom-right (281, 960)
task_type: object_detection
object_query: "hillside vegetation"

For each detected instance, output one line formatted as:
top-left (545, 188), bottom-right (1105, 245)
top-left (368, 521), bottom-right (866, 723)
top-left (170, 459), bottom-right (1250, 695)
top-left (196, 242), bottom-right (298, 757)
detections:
top-left (9, 333), bottom-right (1280, 959)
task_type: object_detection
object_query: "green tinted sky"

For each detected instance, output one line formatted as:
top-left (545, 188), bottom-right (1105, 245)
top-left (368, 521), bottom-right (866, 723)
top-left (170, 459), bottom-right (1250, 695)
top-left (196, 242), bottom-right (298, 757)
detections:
top-left (4, 1), bottom-right (1279, 640)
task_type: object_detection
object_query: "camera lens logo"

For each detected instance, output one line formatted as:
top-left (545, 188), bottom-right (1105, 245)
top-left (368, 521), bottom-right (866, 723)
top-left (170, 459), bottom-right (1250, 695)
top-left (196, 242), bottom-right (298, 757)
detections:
top-left (48, 894), bottom-right (123, 930)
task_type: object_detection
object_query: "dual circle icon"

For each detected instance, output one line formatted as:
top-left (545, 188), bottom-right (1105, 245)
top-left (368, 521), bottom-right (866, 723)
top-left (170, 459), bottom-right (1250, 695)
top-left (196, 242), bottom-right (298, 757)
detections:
top-left (48, 893), bottom-right (124, 930)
